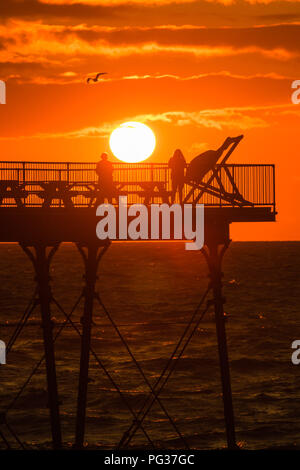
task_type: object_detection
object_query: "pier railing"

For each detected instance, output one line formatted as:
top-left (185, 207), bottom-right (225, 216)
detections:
top-left (0, 161), bottom-right (275, 209)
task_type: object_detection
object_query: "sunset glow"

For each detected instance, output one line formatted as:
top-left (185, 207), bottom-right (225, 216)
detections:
top-left (0, 0), bottom-right (300, 454)
top-left (0, 0), bottom-right (299, 239)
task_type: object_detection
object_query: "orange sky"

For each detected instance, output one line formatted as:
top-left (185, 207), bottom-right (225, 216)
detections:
top-left (0, 0), bottom-right (300, 240)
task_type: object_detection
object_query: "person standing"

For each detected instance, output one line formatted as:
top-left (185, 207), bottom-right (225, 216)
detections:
top-left (96, 152), bottom-right (114, 203)
top-left (168, 149), bottom-right (186, 204)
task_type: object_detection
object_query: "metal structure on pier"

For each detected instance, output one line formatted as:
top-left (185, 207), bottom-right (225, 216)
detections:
top-left (0, 160), bottom-right (275, 209)
top-left (0, 151), bottom-right (276, 450)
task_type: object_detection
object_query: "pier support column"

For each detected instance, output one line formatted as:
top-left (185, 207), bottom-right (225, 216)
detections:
top-left (74, 241), bottom-right (110, 449)
top-left (201, 230), bottom-right (237, 450)
top-left (20, 242), bottom-right (62, 449)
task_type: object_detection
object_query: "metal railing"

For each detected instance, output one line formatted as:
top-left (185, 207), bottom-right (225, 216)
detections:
top-left (0, 161), bottom-right (275, 209)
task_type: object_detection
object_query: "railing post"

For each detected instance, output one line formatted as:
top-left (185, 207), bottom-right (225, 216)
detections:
top-left (22, 162), bottom-right (26, 184)
top-left (272, 164), bottom-right (276, 214)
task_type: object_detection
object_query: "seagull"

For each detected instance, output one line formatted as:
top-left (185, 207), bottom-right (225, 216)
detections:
top-left (86, 72), bottom-right (108, 84)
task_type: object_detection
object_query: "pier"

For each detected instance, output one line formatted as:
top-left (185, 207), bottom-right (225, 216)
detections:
top-left (0, 157), bottom-right (276, 450)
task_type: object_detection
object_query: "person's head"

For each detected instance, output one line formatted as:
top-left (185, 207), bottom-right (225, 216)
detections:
top-left (101, 152), bottom-right (108, 161)
top-left (173, 149), bottom-right (185, 160)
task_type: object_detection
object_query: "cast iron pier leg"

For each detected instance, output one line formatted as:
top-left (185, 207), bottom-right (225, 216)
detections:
top-left (202, 239), bottom-right (236, 449)
top-left (20, 243), bottom-right (62, 449)
top-left (74, 241), bottom-right (110, 449)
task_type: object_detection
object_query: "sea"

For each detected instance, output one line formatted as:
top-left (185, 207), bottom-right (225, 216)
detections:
top-left (0, 242), bottom-right (299, 450)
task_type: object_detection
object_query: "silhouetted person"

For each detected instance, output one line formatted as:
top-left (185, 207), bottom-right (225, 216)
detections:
top-left (168, 149), bottom-right (186, 204)
top-left (186, 136), bottom-right (243, 183)
top-left (96, 152), bottom-right (114, 202)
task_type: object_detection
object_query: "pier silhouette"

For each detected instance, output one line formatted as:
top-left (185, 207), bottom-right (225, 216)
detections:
top-left (0, 140), bottom-right (276, 450)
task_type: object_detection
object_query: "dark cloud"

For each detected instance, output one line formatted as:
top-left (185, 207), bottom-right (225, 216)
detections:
top-left (1, 1), bottom-right (300, 85)
top-left (1, 0), bottom-right (300, 28)
top-left (55, 24), bottom-right (300, 53)
top-left (0, 61), bottom-right (50, 79)
top-left (0, 0), bottom-right (120, 22)
top-left (0, 36), bottom-right (16, 49)
top-left (256, 12), bottom-right (300, 22)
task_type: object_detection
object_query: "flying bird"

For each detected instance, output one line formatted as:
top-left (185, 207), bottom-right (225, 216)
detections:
top-left (87, 72), bottom-right (108, 84)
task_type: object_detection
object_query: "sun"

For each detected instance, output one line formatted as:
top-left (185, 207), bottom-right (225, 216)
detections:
top-left (109, 121), bottom-right (156, 163)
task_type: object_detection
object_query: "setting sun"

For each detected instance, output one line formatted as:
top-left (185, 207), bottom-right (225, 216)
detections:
top-left (109, 122), bottom-right (156, 163)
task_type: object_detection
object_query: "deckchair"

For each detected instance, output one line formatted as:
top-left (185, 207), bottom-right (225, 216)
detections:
top-left (184, 135), bottom-right (252, 206)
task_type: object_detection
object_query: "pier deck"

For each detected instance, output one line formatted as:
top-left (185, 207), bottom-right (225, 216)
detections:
top-left (0, 161), bottom-right (275, 243)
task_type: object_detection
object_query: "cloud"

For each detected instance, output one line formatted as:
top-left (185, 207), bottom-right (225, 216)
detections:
top-left (2, 0), bottom-right (300, 31)
top-left (4, 21), bottom-right (300, 52)
top-left (1, 60), bottom-right (292, 85)
top-left (12, 0), bottom-right (300, 6)
top-left (3, 104), bottom-right (291, 141)
top-left (120, 71), bottom-right (291, 81)
top-left (39, 0), bottom-right (195, 4)
top-left (140, 108), bottom-right (270, 130)
top-left (0, 20), bottom-right (299, 79)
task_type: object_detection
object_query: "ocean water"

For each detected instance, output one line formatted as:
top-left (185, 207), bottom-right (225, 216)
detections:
top-left (0, 241), bottom-right (300, 450)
